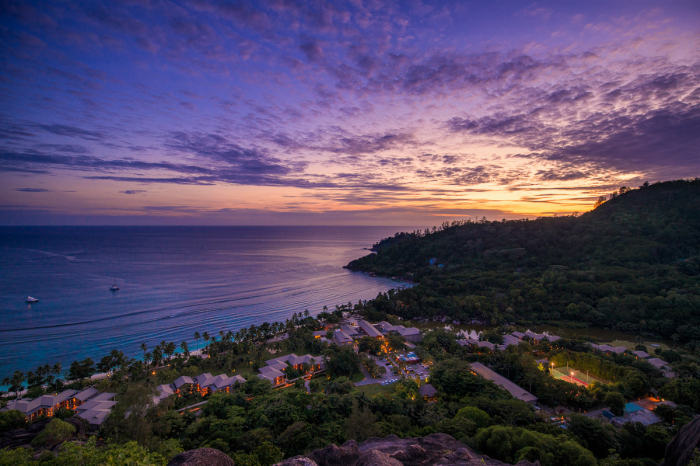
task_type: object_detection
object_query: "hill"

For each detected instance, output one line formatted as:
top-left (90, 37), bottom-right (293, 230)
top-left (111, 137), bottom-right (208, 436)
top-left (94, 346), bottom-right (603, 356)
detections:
top-left (347, 179), bottom-right (700, 345)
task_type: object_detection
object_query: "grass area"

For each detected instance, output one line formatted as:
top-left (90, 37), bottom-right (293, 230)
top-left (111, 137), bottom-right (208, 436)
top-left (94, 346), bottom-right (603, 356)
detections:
top-left (355, 383), bottom-right (392, 397)
top-left (351, 372), bottom-right (365, 383)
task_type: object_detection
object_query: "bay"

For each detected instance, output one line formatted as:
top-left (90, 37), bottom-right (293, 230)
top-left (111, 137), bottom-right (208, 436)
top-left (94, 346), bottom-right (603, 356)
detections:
top-left (0, 226), bottom-right (408, 378)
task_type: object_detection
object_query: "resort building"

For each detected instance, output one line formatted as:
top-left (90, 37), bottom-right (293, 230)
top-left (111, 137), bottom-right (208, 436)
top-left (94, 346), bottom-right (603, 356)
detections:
top-left (171, 376), bottom-right (195, 396)
top-left (359, 320), bottom-right (383, 338)
top-left (470, 362), bottom-right (538, 404)
top-left (265, 353), bottom-right (325, 374)
top-left (1, 387), bottom-right (114, 424)
top-left (333, 330), bottom-right (354, 346)
top-left (313, 331), bottom-right (326, 339)
top-left (419, 383), bottom-right (438, 400)
top-left (340, 325), bottom-right (359, 337)
top-left (502, 334), bottom-right (522, 347)
top-left (211, 375), bottom-right (246, 393)
top-left (258, 365), bottom-right (287, 386)
top-left (632, 351), bottom-right (651, 359)
top-left (589, 343), bottom-right (627, 354)
top-left (75, 393), bottom-right (117, 426)
top-left (377, 322), bottom-right (423, 342)
top-left (647, 358), bottom-right (676, 378)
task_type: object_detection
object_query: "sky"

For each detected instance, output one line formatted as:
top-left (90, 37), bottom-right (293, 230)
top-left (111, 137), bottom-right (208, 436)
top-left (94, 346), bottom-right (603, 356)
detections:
top-left (1, 0), bottom-right (699, 226)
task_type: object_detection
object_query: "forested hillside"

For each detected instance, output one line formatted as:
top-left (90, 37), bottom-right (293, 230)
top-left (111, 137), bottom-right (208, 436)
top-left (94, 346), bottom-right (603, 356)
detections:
top-left (349, 179), bottom-right (700, 346)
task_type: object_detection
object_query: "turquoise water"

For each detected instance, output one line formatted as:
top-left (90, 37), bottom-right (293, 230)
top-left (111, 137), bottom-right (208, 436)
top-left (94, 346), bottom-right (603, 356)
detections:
top-left (0, 226), bottom-right (408, 378)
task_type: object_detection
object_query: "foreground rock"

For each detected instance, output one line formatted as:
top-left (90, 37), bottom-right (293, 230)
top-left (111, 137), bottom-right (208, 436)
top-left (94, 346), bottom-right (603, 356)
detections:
top-left (281, 433), bottom-right (538, 466)
top-left (168, 447), bottom-right (235, 466)
top-left (663, 416), bottom-right (700, 466)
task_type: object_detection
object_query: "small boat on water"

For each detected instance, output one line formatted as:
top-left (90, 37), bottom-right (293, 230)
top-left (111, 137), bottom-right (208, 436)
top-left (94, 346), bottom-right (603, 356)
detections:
top-left (110, 280), bottom-right (119, 291)
top-left (26, 296), bottom-right (39, 303)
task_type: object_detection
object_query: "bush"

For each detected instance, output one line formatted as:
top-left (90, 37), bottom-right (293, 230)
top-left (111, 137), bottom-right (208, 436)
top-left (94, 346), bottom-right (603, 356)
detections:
top-left (454, 406), bottom-right (490, 428)
top-left (0, 410), bottom-right (26, 433)
top-left (474, 425), bottom-right (596, 466)
top-left (604, 392), bottom-right (626, 416)
top-left (31, 418), bottom-right (75, 447)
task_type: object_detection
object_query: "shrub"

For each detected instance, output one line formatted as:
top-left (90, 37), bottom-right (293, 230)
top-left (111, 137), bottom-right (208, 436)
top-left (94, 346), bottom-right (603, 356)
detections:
top-left (31, 418), bottom-right (75, 447)
top-left (455, 406), bottom-right (490, 429)
top-left (0, 410), bottom-right (26, 433)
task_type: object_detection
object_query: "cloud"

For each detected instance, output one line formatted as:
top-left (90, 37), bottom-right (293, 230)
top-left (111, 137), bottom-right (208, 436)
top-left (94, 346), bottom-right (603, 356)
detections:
top-left (15, 188), bottom-right (51, 192)
top-left (119, 189), bottom-right (147, 194)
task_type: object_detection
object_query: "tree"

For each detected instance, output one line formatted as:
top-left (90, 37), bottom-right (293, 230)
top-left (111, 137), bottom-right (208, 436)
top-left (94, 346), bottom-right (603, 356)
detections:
top-left (455, 406), bottom-right (490, 429)
top-left (194, 332), bottom-right (201, 352)
top-left (50, 362), bottom-right (62, 392)
top-left (604, 391), bottom-right (626, 416)
top-left (3, 371), bottom-right (26, 400)
top-left (344, 402), bottom-right (381, 442)
top-left (180, 341), bottom-right (190, 359)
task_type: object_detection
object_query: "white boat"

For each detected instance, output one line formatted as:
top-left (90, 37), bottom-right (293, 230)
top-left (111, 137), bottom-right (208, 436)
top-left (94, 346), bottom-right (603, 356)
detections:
top-left (110, 278), bottom-right (119, 291)
top-left (26, 296), bottom-right (39, 303)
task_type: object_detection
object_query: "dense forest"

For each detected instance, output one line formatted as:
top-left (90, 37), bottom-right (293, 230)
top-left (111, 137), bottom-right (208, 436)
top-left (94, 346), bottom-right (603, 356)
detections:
top-left (349, 179), bottom-right (700, 348)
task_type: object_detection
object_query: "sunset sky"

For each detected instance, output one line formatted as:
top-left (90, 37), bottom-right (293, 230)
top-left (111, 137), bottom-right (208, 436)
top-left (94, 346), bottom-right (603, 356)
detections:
top-left (1, 0), bottom-right (699, 225)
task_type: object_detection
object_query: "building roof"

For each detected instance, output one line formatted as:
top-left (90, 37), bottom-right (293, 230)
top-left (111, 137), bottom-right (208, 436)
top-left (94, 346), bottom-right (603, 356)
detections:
top-left (418, 384), bottom-right (438, 397)
top-left (313, 331), bottom-right (326, 337)
top-left (632, 351), bottom-right (651, 359)
top-left (74, 387), bottom-right (98, 402)
top-left (359, 320), bottom-right (383, 338)
top-left (90, 392), bottom-right (116, 402)
top-left (512, 331), bottom-right (525, 339)
top-left (75, 400), bottom-right (117, 413)
top-left (477, 341), bottom-right (495, 349)
top-left (171, 376), bottom-right (194, 389)
top-left (341, 325), bottom-right (359, 336)
top-left (503, 334), bottom-right (522, 346)
top-left (470, 362), bottom-right (538, 403)
top-left (647, 358), bottom-right (670, 369)
top-left (590, 343), bottom-right (627, 354)
top-left (77, 407), bottom-right (112, 425)
top-left (334, 330), bottom-right (354, 344)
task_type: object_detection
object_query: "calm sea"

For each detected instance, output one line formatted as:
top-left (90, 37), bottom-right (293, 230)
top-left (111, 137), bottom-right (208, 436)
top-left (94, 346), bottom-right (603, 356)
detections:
top-left (0, 226), bottom-right (409, 378)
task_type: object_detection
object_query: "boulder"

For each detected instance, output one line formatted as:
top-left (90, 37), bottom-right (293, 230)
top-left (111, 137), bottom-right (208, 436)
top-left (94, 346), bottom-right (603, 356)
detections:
top-left (167, 447), bottom-right (235, 466)
top-left (275, 433), bottom-right (538, 466)
top-left (664, 416), bottom-right (700, 466)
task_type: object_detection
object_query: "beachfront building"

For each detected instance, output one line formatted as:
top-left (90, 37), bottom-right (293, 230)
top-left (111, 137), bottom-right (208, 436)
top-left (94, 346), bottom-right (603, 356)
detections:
top-left (333, 330), bottom-right (354, 346)
top-left (1, 387), bottom-right (113, 423)
top-left (470, 362), bottom-right (538, 404)
top-left (359, 320), bottom-right (383, 339)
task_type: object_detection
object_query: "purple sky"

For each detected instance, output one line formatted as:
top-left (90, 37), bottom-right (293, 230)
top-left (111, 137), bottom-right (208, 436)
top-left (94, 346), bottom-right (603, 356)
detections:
top-left (1, 0), bottom-right (699, 225)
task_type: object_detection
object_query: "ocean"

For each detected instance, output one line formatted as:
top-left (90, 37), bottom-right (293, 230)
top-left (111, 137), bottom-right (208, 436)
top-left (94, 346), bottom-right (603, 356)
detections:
top-left (0, 226), bottom-right (409, 379)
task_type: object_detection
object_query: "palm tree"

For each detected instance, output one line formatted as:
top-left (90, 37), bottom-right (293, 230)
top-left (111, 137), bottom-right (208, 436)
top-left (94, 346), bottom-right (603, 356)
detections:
top-left (194, 332), bottom-right (201, 352)
top-left (8, 371), bottom-right (26, 399)
top-left (203, 332), bottom-right (210, 349)
top-left (140, 343), bottom-right (148, 356)
top-left (165, 342), bottom-right (176, 362)
top-left (52, 363), bottom-right (62, 392)
top-left (180, 341), bottom-right (189, 359)
top-left (143, 352), bottom-right (152, 374)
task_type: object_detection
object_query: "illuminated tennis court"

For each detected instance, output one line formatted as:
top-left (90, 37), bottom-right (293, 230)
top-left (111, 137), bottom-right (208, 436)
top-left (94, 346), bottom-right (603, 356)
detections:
top-left (551, 367), bottom-right (609, 386)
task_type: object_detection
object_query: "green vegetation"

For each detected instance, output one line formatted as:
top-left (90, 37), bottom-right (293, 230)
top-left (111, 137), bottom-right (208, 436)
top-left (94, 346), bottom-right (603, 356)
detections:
top-left (2, 180), bottom-right (700, 465)
top-left (350, 179), bottom-right (700, 349)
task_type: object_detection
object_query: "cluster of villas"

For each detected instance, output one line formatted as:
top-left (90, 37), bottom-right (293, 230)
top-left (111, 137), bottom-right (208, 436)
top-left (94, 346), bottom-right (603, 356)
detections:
top-left (332, 320), bottom-right (423, 346)
top-left (258, 353), bottom-right (325, 387)
top-left (589, 344), bottom-right (676, 378)
top-left (1, 387), bottom-right (117, 426)
top-left (154, 372), bottom-right (247, 404)
top-left (458, 330), bottom-right (561, 351)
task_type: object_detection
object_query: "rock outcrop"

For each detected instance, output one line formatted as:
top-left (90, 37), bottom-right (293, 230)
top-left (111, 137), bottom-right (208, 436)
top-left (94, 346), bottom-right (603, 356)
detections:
top-left (664, 416), bottom-right (700, 466)
top-left (167, 447), bottom-right (235, 466)
top-left (278, 433), bottom-right (539, 466)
